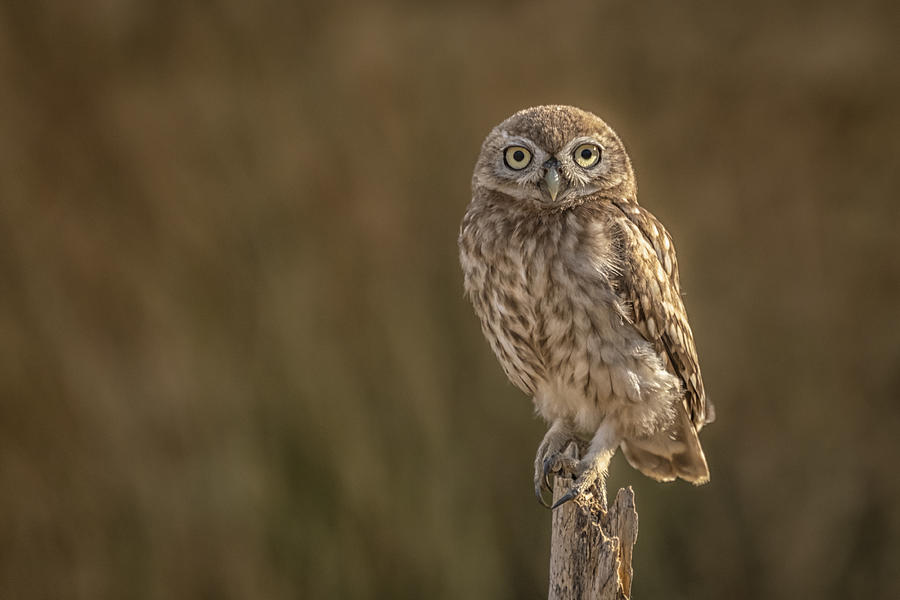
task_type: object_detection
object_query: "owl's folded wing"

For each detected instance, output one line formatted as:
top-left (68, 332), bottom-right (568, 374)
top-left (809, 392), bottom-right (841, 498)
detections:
top-left (608, 199), bottom-right (714, 429)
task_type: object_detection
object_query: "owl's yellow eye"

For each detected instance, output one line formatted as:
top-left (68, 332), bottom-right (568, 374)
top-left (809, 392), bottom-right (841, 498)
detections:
top-left (573, 143), bottom-right (601, 168)
top-left (504, 146), bottom-right (532, 170)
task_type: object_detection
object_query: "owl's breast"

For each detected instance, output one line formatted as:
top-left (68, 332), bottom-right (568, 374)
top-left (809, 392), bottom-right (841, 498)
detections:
top-left (460, 207), bottom-right (681, 437)
top-left (459, 234), bottom-right (548, 396)
top-left (460, 213), bottom-right (622, 396)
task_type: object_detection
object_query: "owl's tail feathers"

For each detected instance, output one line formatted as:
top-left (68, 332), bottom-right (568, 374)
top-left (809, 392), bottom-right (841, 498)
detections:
top-left (621, 408), bottom-right (710, 485)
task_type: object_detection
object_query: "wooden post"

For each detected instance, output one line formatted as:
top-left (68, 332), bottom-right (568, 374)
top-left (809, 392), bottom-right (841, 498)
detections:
top-left (548, 443), bottom-right (639, 600)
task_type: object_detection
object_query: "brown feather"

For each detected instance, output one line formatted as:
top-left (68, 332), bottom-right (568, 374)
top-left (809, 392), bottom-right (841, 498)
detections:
top-left (610, 198), bottom-right (714, 429)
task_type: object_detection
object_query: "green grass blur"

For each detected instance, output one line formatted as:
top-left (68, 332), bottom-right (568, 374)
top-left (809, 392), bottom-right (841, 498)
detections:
top-left (1, 1), bottom-right (898, 598)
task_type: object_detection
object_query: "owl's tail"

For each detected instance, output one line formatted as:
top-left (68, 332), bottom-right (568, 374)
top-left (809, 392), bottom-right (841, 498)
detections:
top-left (620, 407), bottom-right (710, 484)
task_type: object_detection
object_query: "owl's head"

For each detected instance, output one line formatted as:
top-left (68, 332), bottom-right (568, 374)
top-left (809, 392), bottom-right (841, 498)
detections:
top-left (473, 105), bottom-right (636, 209)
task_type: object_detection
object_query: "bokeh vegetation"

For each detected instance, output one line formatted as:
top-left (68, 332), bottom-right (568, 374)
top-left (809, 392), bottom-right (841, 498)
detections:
top-left (1, 1), bottom-right (898, 598)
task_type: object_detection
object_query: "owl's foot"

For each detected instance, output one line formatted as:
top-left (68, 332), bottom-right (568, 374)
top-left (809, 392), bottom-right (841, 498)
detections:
top-left (550, 463), bottom-right (606, 510)
top-left (534, 420), bottom-right (578, 508)
top-left (551, 423), bottom-right (618, 510)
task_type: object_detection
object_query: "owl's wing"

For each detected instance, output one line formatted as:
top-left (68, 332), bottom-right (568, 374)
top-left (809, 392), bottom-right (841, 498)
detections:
top-left (609, 199), bottom-right (714, 429)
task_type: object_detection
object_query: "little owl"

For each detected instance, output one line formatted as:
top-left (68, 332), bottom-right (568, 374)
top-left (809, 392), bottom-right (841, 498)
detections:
top-left (459, 105), bottom-right (714, 508)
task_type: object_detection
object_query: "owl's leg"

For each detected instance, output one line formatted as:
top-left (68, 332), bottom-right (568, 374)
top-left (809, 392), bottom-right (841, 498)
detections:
top-left (534, 419), bottom-right (579, 508)
top-left (551, 421), bottom-right (619, 510)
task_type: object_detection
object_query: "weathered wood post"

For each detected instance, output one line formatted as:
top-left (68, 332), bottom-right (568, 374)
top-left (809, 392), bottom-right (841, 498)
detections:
top-left (548, 443), bottom-right (639, 600)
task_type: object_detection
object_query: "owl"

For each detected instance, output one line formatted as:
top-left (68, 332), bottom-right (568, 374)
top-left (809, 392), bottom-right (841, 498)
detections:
top-left (458, 105), bottom-right (714, 508)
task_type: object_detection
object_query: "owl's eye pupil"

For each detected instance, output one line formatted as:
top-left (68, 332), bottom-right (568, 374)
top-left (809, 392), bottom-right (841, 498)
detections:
top-left (513, 150), bottom-right (525, 162)
top-left (581, 148), bottom-right (592, 160)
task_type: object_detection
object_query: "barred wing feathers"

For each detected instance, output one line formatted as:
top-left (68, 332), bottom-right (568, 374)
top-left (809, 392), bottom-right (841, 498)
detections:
top-left (610, 199), bottom-right (714, 430)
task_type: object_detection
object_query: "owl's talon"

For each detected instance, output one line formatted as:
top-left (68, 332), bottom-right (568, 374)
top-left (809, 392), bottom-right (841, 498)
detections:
top-left (533, 421), bottom-right (576, 508)
top-left (551, 473), bottom-right (595, 510)
top-left (535, 482), bottom-right (552, 508)
top-left (533, 452), bottom-right (578, 508)
top-left (535, 454), bottom-right (577, 507)
top-left (551, 488), bottom-right (578, 510)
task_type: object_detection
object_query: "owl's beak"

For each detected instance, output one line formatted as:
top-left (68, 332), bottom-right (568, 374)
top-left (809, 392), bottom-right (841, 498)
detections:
top-left (543, 163), bottom-right (562, 202)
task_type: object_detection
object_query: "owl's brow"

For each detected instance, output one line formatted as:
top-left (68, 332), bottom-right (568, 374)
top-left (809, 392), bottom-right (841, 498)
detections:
top-left (495, 131), bottom-right (541, 154)
top-left (561, 135), bottom-right (605, 153)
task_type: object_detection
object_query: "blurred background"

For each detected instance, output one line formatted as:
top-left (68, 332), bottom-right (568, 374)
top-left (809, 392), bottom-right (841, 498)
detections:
top-left (1, 1), bottom-right (898, 598)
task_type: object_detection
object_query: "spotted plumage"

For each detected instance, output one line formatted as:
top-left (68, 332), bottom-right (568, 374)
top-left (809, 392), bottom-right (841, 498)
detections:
top-left (458, 106), bottom-right (713, 507)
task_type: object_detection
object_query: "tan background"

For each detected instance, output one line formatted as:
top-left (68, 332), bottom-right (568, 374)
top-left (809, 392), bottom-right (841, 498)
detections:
top-left (2, 1), bottom-right (898, 598)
